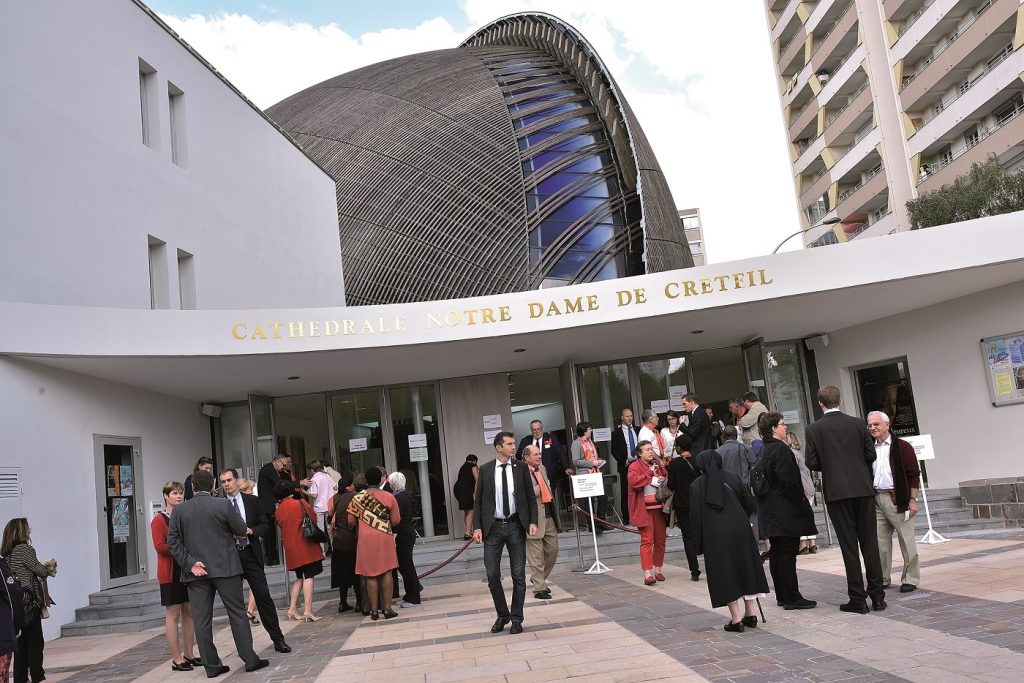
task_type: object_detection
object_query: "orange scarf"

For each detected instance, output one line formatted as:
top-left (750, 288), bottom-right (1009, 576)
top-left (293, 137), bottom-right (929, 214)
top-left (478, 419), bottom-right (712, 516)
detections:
top-left (532, 468), bottom-right (553, 503)
top-left (582, 437), bottom-right (599, 474)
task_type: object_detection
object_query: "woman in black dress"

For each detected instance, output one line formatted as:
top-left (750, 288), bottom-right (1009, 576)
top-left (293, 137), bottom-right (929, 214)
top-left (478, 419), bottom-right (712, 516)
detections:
top-left (452, 454), bottom-right (479, 540)
top-left (689, 449), bottom-right (770, 633)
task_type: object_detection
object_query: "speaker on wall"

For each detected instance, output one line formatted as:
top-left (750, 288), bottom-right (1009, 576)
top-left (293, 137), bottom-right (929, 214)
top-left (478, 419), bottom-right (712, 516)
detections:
top-left (804, 334), bottom-right (830, 351)
top-left (200, 403), bottom-right (222, 418)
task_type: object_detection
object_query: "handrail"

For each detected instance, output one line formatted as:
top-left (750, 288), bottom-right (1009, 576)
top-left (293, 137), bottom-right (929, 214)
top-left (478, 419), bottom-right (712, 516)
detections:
top-left (832, 125), bottom-right (877, 167)
top-left (898, 0), bottom-right (937, 38)
top-left (921, 42), bottom-right (1014, 124)
top-left (825, 80), bottom-right (870, 127)
top-left (812, 1), bottom-right (855, 57)
top-left (902, 0), bottom-right (994, 90)
top-left (839, 163), bottom-right (884, 203)
top-left (922, 99), bottom-right (1024, 176)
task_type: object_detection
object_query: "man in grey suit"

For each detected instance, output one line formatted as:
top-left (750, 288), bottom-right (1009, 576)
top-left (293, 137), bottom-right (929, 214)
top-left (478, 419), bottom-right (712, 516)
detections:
top-left (168, 469), bottom-right (270, 678)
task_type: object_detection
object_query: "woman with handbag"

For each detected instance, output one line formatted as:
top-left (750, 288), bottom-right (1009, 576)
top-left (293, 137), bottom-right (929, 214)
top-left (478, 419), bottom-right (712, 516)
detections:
top-left (2, 518), bottom-right (56, 683)
top-left (347, 467), bottom-right (401, 620)
top-left (275, 491), bottom-right (326, 622)
top-left (328, 474), bottom-right (361, 613)
top-left (151, 482), bottom-right (200, 672)
top-left (627, 441), bottom-right (668, 586)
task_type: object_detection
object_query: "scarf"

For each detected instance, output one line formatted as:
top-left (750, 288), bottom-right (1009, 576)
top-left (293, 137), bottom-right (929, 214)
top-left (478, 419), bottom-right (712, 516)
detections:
top-left (531, 467), bottom-right (553, 503)
top-left (581, 437), bottom-right (599, 473)
top-left (346, 488), bottom-right (393, 534)
top-left (694, 449), bottom-right (725, 511)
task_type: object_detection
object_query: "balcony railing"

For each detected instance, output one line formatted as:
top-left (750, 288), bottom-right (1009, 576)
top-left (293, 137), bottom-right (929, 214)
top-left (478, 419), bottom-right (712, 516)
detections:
top-left (809, 230), bottom-right (840, 247)
top-left (898, 0), bottom-right (936, 38)
top-left (832, 125), bottom-right (877, 166)
top-left (838, 163), bottom-right (884, 203)
top-left (825, 80), bottom-right (870, 126)
top-left (792, 96), bottom-right (816, 123)
top-left (811, 1), bottom-right (856, 58)
top-left (779, 33), bottom-right (798, 58)
top-left (921, 42), bottom-right (1014, 124)
top-left (901, 0), bottom-right (995, 90)
top-left (845, 208), bottom-right (892, 240)
top-left (921, 98), bottom-right (1024, 177)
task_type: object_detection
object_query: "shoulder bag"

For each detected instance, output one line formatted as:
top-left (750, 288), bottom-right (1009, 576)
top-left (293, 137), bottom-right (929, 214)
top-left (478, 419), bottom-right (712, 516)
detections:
top-left (300, 502), bottom-right (329, 544)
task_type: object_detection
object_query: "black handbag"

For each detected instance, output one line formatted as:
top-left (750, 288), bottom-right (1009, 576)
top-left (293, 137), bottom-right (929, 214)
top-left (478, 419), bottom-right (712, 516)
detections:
top-left (300, 503), bottom-right (328, 544)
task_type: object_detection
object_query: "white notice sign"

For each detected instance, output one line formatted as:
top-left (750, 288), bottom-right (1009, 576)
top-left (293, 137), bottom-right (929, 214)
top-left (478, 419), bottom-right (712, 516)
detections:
top-left (409, 447), bottom-right (429, 462)
top-left (408, 433), bottom-right (427, 448)
top-left (651, 399), bottom-right (670, 413)
top-left (349, 438), bottom-right (367, 452)
top-left (484, 429), bottom-right (502, 445)
top-left (482, 414), bottom-right (502, 429)
top-left (670, 397), bottom-right (685, 411)
top-left (571, 473), bottom-right (605, 498)
top-left (592, 427), bottom-right (612, 442)
top-left (782, 409), bottom-right (801, 424)
top-left (669, 385), bottom-right (688, 399)
top-left (903, 434), bottom-right (935, 461)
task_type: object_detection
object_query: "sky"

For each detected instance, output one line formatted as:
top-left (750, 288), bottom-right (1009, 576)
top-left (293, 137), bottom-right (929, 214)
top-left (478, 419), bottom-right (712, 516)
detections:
top-left (150, 0), bottom-right (803, 262)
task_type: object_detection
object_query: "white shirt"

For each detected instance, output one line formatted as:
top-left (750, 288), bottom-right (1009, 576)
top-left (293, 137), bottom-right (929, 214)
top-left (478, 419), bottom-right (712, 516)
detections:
top-left (638, 424), bottom-right (662, 457)
top-left (873, 436), bottom-right (894, 489)
top-left (494, 459), bottom-right (517, 518)
top-left (308, 471), bottom-right (334, 513)
top-left (621, 425), bottom-right (637, 460)
top-left (661, 427), bottom-right (680, 454)
top-left (226, 492), bottom-right (247, 525)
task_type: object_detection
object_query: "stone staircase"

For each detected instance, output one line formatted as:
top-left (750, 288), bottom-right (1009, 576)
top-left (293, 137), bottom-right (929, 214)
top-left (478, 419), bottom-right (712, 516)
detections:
top-left (60, 487), bottom-right (1004, 637)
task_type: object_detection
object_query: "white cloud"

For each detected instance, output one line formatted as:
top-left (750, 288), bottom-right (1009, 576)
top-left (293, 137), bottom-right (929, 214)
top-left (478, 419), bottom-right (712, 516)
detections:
top-left (161, 2), bottom-right (802, 262)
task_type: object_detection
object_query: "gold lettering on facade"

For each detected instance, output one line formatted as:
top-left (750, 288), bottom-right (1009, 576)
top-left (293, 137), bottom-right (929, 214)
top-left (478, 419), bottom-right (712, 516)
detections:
top-left (481, 308), bottom-right (496, 323)
top-left (269, 323), bottom-right (283, 339)
top-left (251, 325), bottom-right (267, 340)
top-left (699, 278), bottom-right (713, 295)
top-left (464, 309), bottom-right (478, 325)
top-left (683, 281), bottom-right (698, 296)
top-left (665, 282), bottom-right (679, 299)
top-left (732, 273), bottom-right (745, 289)
top-left (325, 320), bottom-right (340, 336)
top-left (426, 313), bottom-right (444, 329)
top-left (287, 322), bottom-right (304, 338)
top-left (343, 320), bottom-right (355, 335)
top-left (308, 321), bottom-right (321, 337)
top-left (714, 275), bottom-right (729, 292)
top-left (499, 306), bottom-right (511, 321)
top-left (395, 316), bottom-right (407, 331)
top-left (231, 323), bottom-right (247, 340)
top-left (758, 269), bottom-right (773, 285)
top-left (528, 303), bottom-right (544, 318)
top-left (360, 319), bottom-right (375, 334)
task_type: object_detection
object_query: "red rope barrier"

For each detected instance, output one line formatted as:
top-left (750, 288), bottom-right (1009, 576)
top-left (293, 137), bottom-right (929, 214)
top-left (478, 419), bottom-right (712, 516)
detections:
top-left (416, 537), bottom-right (474, 580)
top-left (573, 505), bottom-right (641, 535)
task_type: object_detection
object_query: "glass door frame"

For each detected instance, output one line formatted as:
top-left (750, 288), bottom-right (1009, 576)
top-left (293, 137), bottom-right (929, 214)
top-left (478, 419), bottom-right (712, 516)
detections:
top-left (93, 434), bottom-right (147, 589)
top-left (576, 351), bottom-right (697, 419)
top-left (248, 393), bottom-right (277, 471)
top-left (324, 384), bottom-right (390, 475)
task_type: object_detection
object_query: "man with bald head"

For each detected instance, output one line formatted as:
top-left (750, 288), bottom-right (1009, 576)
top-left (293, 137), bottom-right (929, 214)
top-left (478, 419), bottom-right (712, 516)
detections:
top-left (523, 445), bottom-right (560, 599)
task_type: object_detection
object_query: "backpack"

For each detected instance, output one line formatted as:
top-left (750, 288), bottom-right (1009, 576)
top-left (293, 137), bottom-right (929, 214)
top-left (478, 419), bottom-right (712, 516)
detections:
top-left (0, 555), bottom-right (26, 632)
top-left (749, 455), bottom-right (771, 498)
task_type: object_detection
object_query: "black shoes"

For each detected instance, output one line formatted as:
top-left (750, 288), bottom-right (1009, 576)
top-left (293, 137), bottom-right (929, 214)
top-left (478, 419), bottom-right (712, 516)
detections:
top-left (185, 657), bottom-right (202, 667)
top-left (490, 617), bottom-right (510, 633)
top-left (782, 598), bottom-right (817, 610)
top-left (245, 659), bottom-right (270, 673)
top-left (509, 621), bottom-right (524, 634)
top-left (171, 661), bottom-right (193, 672)
top-left (900, 584), bottom-right (918, 593)
top-left (872, 598), bottom-right (887, 612)
top-left (724, 620), bottom-right (745, 633)
top-left (383, 608), bottom-right (399, 619)
top-left (339, 602), bottom-right (352, 613)
top-left (839, 601), bottom-right (870, 614)
top-left (742, 615), bottom-right (758, 628)
top-left (534, 590), bottom-right (552, 599)
top-left (690, 572), bottom-right (701, 582)
top-left (206, 665), bottom-right (230, 678)
top-left (273, 641), bottom-right (291, 653)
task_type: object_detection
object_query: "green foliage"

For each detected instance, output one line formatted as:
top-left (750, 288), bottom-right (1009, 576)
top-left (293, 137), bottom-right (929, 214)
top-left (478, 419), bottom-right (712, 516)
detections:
top-left (907, 155), bottom-right (1024, 229)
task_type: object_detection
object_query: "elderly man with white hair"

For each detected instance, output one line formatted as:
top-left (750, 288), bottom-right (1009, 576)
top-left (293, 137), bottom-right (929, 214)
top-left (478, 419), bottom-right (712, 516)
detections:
top-left (865, 411), bottom-right (922, 593)
top-left (387, 471), bottom-right (423, 607)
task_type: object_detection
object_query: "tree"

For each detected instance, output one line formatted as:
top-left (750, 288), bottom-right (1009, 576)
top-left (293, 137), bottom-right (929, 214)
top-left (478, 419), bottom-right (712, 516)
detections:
top-left (907, 155), bottom-right (1024, 229)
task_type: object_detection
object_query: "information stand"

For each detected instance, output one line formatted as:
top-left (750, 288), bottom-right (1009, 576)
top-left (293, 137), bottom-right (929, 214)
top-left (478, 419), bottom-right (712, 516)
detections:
top-left (903, 435), bottom-right (949, 544)
top-left (571, 473), bottom-right (610, 574)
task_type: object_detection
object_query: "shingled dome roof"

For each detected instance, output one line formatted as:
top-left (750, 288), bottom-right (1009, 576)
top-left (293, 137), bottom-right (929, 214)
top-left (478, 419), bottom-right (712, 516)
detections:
top-left (267, 12), bottom-right (692, 306)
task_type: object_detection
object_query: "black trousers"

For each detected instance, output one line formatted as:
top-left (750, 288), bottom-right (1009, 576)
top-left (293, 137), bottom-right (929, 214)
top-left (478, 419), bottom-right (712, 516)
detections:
top-left (263, 512), bottom-right (280, 565)
top-left (238, 545), bottom-right (284, 644)
top-left (827, 496), bottom-right (885, 604)
top-left (675, 509), bottom-right (701, 575)
top-left (396, 532), bottom-right (422, 603)
top-left (768, 536), bottom-right (802, 604)
top-left (618, 471), bottom-right (631, 524)
top-left (333, 550), bottom-right (358, 606)
top-left (14, 613), bottom-right (44, 683)
top-left (483, 517), bottom-right (527, 623)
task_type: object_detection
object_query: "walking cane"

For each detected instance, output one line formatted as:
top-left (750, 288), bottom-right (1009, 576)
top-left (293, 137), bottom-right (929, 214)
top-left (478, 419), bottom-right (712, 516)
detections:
top-left (756, 597), bottom-right (766, 624)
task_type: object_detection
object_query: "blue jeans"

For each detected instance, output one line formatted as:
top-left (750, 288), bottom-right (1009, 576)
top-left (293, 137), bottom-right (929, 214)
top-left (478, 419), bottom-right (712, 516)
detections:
top-left (483, 517), bottom-right (527, 623)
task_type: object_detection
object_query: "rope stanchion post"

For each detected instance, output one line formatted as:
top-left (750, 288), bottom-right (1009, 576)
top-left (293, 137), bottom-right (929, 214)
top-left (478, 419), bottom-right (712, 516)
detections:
top-left (416, 538), bottom-right (473, 581)
top-left (584, 496), bottom-right (611, 574)
top-left (571, 500), bottom-right (586, 572)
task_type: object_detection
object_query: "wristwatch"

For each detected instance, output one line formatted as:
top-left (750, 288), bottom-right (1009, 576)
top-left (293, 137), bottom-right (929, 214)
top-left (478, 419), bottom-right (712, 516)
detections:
top-left (910, 497), bottom-right (918, 502)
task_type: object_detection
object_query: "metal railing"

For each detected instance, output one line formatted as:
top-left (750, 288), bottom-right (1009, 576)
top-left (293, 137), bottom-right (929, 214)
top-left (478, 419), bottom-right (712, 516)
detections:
top-left (838, 163), bottom-right (884, 203)
top-left (825, 80), bottom-right (869, 127)
top-left (845, 209), bottom-right (892, 240)
top-left (898, 0), bottom-right (937, 38)
top-left (792, 95), bottom-right (816, 124)
top-left (901, 0), bottom-right (995, 90)
top-left (921, 42), bottom-right (1014, 124)
top-left (921, 98), bottom-right (1024, 177)
top-left (832, 125), bottom-right (877, 168)
top-left (812, 1), bottom-right (856, 58)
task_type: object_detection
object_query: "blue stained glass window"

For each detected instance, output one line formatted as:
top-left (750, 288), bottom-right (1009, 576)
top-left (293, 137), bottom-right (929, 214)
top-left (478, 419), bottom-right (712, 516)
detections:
top-left (548, 197), bottom-right (606, 222)
top-left (548, 249), bottom-right (594, 278)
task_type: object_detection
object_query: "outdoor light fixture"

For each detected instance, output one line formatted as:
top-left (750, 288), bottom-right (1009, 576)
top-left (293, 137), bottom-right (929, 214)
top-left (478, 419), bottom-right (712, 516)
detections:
top-left (287, 376), bottom-right (301, 380)
top-left (771, 216), bottom-right (842, 254)
top-left (691, 330), bottom-right (704, 335)
top-left (513, 348), bottom-right (526, 353)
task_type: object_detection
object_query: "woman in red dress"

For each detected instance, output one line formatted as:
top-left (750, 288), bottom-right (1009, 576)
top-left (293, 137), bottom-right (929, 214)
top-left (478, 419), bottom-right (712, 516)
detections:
top-left (628, 440), bottom-right (669, 586)
top-left (276, 491), bottom-right (326, 622)
top-left (347, 467), bottom-right (401, 620)
top-left (151, 481), bottom-right (200, 672)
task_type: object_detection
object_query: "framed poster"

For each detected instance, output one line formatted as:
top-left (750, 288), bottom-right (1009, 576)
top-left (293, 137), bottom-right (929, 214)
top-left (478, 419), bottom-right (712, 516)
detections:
top-left (981, 331), bottom-right (1024, 406)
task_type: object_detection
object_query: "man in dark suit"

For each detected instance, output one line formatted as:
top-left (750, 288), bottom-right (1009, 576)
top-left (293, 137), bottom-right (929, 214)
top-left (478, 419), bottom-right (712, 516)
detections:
top-left (218, 468), bottom-right (291, 653)
top-left (681, 393), bottom-right (716, 453)
top-left (167, 470), bottom-right (269, 678)
top-left (257, 453), bottom-right (309, 566)
top-left (473, 431), bottom-right (538, 635)
top-left (515, 420), bottom-right (570, 478)
top-left (610, 408), bottom-right (639, 524)
top-left (804, 385), bottom-right (886, 614)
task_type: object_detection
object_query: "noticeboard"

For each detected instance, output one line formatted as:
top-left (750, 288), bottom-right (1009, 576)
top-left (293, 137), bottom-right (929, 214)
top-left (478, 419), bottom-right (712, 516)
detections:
top-left (571, 473), bottom-right (605, 498)
top-left (981, 331), bottom-right (1024, 406)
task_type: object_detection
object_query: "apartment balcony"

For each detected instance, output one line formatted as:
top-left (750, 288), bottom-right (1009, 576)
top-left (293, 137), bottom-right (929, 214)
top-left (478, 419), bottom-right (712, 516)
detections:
top-left (772, 0), bottom-right (802, 41)
top-left (885, 0), bottom-right (924, 21)
top-left (909, 43), bottom-right (1024, 154)
top-left (779, 26), bottom-right (808, 74)
top-left (830, 126), bottom-right (882, 180)
top-left (807, 0), bottom-right (843, 33)
top-left (918, 99), bottom-right (1024, 192)
top-left (789, 95), bottom-right (821, 140)
top-left (836, 163), bottom-right (888, 217)
top-left (795, 133), bottom-right (828, 174)
top-left (818, 43), bottom-right (867, 104)
top-left (900, 0), bottom-right (1017, 111)
top-left (892, 0), bottom-right (965, 62)
top-left (809, 2), bottom-right (859, 72)
top-left (847, 210), bottom-right (896, 240)
top-left (799, 163), bottom-right (833, 207)
top-left (824, 81), bottom-right (873, 146)
top-left (783, 61), bottom-right (815, 108)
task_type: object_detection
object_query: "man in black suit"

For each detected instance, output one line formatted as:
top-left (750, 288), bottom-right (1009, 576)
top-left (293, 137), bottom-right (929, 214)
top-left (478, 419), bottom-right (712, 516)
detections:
top-left (610, 408), bottom-right (639, 524)
top-left (804, 385), bottom-right (886, 614)
top-left (257, 453), bottom-right (309, 566)
top-left (473, 431), bottom-right (538, 635)
top-left (515, 420), bottom-right (570, 478)
top-left (218, 469), bottom-right (291, 654)
top-left (167, 470), bottom-right (269, 678)
top-left (681, 393), bottom-right (716, 453)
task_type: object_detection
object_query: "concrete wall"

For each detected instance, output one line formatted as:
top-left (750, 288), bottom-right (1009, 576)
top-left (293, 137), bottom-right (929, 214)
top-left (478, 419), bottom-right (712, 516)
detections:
top-left (0, 0), bottom-right (344, 310)
top-left (0, 357), bottom-right (207, 640)
top-left (815, 280), bottom-right (1024, 489)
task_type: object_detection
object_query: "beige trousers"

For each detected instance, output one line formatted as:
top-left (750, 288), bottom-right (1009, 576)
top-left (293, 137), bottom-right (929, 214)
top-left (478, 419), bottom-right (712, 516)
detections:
top-left (526, 519), bottom-right (559, 592)
top-left (875, 491), bottom-right (920, 587)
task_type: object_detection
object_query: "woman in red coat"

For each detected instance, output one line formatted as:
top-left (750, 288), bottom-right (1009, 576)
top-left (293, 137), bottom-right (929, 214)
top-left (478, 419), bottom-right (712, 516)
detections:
top-left (151, 481), bottom-right (200, 671)
top-left (276, 491), bottom-right (326, 622)
top-left (347, 467), bottom-right (401, 620)
top-left (628, 441), bottom-right (669, 586)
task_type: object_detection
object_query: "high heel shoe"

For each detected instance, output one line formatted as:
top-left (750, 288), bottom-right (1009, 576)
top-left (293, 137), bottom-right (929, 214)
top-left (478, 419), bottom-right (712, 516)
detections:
top-left (247, 610), bottom-right (260, 624)
top-left (383, 608), bottom-right (398, 619)
top-left (370, 610), bottom-right (379, 621)
top-left (303, 612), bottom-right (322, 622)
top-left (287, 611), bottom-right (302, 621)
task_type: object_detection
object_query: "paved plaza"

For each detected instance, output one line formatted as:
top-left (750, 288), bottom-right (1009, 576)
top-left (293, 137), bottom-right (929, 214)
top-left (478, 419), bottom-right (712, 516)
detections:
top-left (43, 529), bottom-right (1024, 682)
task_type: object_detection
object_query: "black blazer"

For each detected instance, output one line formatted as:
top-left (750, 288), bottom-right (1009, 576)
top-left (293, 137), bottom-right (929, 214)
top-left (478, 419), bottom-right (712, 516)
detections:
top-left (610, 424), bottom-right (640, 471)
top-left (515, 433), bottom-right (569, 477)
top-left (257, 462), bottom-right (301, 514)
top-left (237, 492), bottom-right (269, 565)
top-left (684, 406), bottom-right (716, 453)
top-left (473, 458), bottom-right (538, 537)
top-left (756, 438), bottom-right (817, 538)
top-left (804, 411), bottom-right (876, 503)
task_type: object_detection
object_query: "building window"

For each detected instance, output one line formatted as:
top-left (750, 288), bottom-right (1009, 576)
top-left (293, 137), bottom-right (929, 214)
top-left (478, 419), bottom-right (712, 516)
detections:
top-left (964, 126), bottom-right (980, 149)
top-left (168, 82), bottom-right (187, 167)
top-left (138, 58), bottom-right (158, 149)
top-left (688, 240), bottom-right (703, 256)
top-left (804, 193), bottom-right (831, 224)
top-left (148, 235), bottom-right (170, 309)
top-left (177, 249), bottom-right (196, 310)
top-left (681, 215), bottom-right (700, 230)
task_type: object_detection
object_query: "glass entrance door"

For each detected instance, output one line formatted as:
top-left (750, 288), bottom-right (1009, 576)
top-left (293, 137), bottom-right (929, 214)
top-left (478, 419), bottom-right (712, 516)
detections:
top-left (249, 394), bottom-right (276, 470)
top-left (764, 341), bottom-right (812, 448)
top-left (94, 436), bottom-right (147, 589)
top-left (330, 389), bottom-right (385, 476)
top-left (388, 383), bottom-right (448, 539)
top-left (742, 339), bottom-right (770, 405)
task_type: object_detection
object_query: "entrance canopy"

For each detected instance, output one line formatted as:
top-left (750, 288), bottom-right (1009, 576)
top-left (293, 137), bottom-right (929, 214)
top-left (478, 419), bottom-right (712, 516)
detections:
top-left (2, 214), bottom-right (1022, 402)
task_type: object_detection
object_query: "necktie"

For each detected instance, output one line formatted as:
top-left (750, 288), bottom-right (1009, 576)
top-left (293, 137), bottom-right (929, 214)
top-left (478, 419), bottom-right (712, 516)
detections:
top-left (500, 463), bottom-right (511, 518)
top-left (627, 426), bottom-right (635, 454)
top-left (232, 496), bottom-right (249, 548)
top-left (535, 438), bottom-right (540, 450)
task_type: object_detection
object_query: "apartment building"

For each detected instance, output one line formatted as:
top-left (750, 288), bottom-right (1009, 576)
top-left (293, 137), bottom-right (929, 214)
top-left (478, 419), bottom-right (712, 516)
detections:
top-left (679, 208), bottom-right (707, 265)
top-left (765, 0), bottom-right (1024, 247)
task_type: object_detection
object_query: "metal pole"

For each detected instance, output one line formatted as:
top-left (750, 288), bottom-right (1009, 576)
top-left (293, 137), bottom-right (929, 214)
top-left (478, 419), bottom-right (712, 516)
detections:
top-left (571, 501), bottom-right (586, 572)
